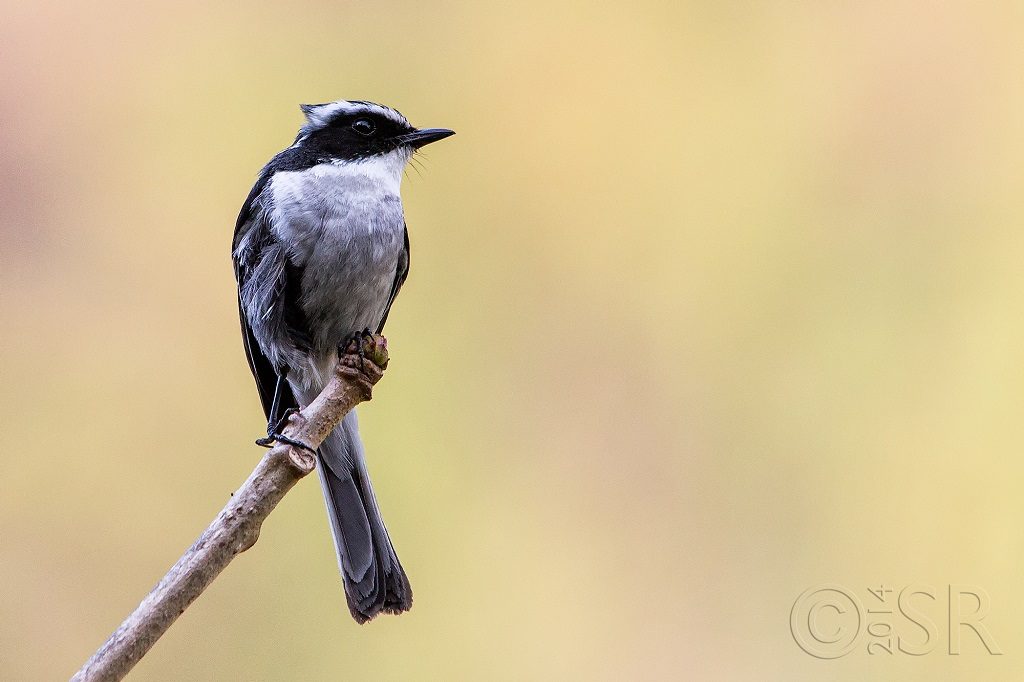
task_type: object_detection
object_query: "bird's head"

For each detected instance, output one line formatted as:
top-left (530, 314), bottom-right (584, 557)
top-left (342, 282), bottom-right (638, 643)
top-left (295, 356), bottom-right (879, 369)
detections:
top-left (295, 100), bottom-right (454, 164)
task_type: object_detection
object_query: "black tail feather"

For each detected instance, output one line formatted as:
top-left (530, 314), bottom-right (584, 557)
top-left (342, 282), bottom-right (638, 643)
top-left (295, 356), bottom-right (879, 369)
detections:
top-left (317, 412), bottom-right (412, 623)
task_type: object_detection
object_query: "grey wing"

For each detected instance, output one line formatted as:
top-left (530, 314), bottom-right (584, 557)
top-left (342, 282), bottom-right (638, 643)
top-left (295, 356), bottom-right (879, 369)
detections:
top-left (376, 222), bottom-right (410, 334)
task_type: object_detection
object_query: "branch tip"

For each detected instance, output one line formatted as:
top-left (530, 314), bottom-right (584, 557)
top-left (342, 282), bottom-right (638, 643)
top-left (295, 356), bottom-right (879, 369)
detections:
top-left (71, 334), bottom-right (391, 682)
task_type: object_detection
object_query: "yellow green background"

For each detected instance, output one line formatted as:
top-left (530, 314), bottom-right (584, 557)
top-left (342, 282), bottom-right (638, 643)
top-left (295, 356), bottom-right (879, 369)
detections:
top-left (2, 1), bottom-right (1023, 679)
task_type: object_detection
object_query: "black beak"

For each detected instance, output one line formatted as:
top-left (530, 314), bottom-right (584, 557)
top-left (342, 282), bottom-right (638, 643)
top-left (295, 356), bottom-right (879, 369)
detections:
top-left (397, 128), bottom-right (456, 149)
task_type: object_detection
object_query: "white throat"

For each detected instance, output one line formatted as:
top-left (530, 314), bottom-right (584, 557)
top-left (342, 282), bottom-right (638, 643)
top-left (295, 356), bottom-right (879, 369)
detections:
top-left (317, 147), bottom-right (412, 197)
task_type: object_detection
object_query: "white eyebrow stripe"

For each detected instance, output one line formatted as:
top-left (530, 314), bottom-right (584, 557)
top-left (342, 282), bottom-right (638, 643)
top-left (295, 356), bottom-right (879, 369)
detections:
top-left (299, 100), bottom-right (409, 134)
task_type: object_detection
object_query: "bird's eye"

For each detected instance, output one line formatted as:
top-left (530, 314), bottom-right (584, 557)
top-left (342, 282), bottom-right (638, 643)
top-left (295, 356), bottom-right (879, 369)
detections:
top-left (351, 118), bottom-right (376, 136)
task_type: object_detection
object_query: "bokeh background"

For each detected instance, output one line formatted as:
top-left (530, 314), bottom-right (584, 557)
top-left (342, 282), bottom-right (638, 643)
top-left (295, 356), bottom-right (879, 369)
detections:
top-left (2, 1), bottom-right (1024, 679)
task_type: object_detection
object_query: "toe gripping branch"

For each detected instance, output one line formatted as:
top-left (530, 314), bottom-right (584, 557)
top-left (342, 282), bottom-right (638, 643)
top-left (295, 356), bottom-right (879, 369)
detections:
top-left (255, 372), bottom-right (317, 454)
top-left (255, 407), bottom-right (317, 454)
top-left (254, 332), bottom-right (389, 455)
top-left (338, 330), bottom-right (389, 391)
top-left (341, 328), bottom-right (376, 371)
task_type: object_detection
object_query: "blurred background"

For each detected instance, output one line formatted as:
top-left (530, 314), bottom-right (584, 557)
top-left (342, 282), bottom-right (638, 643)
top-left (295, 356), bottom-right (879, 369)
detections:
top-left (2, 1), bottom-right (1023, 679)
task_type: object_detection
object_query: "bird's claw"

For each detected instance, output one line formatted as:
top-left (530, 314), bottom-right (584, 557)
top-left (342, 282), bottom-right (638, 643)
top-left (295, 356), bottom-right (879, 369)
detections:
top-left (255, 432), bottom-right (317, 454)
top-left (255, 407), bottom-right (315, 453)
top-left (339, 328), bottom-right (389, 371)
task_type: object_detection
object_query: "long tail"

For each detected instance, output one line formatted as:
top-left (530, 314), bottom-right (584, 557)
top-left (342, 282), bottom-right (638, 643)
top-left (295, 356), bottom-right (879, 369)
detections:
top-left (315, 410), bottom-right (412, 623)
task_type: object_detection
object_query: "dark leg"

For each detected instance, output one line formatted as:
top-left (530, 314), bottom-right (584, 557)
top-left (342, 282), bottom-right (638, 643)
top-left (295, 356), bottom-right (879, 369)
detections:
top-left (255, 370), bottom-right (316, 454)
top-left (267, 371), bottom-right (288, 430)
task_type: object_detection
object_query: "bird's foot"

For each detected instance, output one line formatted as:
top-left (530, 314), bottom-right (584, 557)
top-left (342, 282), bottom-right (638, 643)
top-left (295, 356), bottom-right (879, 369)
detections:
top-left (338, 331), bottom-right (389, 395)
top-left (265, 406), bottom-right (299, 439)
top-left (339, 328), bottom-right (388, 372)
top-left (255, 407), bottom-right (316, 454)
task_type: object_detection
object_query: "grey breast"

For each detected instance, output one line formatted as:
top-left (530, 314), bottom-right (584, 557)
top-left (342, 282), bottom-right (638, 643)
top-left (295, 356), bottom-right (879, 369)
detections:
top-left (269, 164), bottom-right (406, 366)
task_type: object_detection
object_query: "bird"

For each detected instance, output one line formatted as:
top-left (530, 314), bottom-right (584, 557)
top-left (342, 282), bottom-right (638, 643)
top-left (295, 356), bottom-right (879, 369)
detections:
top-left (231, 99), bottom-right (453, 623)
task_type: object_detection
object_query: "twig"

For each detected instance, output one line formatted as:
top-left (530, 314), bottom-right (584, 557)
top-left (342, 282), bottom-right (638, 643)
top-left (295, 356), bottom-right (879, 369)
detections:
top-left (71, 337), bottom-right (390, 682)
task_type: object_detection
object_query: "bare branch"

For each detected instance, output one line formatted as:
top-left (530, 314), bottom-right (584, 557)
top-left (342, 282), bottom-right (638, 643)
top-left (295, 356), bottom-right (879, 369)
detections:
top-left (71, 336), bottom-right (390, 682)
